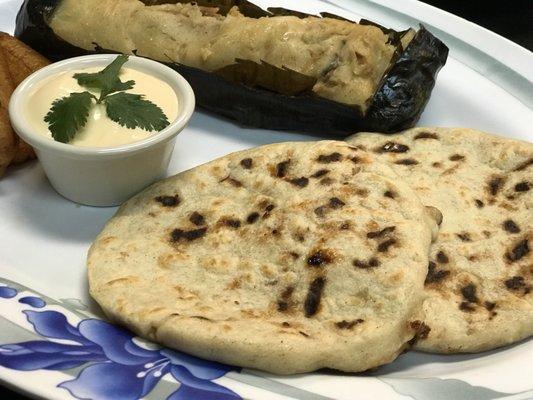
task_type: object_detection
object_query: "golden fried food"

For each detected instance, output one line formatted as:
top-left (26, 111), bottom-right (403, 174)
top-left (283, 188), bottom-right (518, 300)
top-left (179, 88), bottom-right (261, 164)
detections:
top-left (0, 32), bottom-right (49, 85)
top-left (0, 32), bottom-right (50, 168)
top-left (0, 45), bottom-right (16, 177)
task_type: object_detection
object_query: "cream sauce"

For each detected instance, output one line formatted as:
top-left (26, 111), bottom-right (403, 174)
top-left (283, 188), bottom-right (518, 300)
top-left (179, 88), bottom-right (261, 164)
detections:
top-left (26, 67), bottom-right (178, 147)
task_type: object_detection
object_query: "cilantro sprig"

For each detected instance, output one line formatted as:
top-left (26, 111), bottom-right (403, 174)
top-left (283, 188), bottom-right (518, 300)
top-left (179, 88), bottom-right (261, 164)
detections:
top-left (44, 55), bottom-right (170, 143)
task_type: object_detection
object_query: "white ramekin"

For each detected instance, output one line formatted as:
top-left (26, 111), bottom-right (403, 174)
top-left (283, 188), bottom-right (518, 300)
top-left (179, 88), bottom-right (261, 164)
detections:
top-left (9, 54), bottom-right (195, 207)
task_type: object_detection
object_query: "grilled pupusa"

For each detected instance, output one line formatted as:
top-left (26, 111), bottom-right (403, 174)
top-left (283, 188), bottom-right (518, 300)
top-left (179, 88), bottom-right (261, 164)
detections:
top-left (87, 141), bottom-right (440, 374)
top-left (347, 127), bottom-right (533, 353)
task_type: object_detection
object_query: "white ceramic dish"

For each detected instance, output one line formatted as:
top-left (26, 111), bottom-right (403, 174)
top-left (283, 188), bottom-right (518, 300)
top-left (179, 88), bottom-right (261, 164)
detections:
top-left (9, 54), bottom-right (195, 206)
top-left (0, 0), bottom-right (532, 399)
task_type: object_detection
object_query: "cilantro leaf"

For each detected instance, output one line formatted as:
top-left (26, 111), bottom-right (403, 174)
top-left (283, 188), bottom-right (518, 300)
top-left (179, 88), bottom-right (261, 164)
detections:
top-left (106, 79), bottom-right (135, 94)
top-left (73, 55), bottom-right (134, 97)
top-left (105, 92), bottom-right (170, 132)
top-left (44, 92), bottom-right (94, 143)
top-left (45, 56), bottom-right (170, 143)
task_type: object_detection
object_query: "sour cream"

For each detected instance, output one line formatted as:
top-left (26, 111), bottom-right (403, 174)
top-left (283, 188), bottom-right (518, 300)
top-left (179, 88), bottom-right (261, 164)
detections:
top-left (26, 67), bottom-right (179, 147)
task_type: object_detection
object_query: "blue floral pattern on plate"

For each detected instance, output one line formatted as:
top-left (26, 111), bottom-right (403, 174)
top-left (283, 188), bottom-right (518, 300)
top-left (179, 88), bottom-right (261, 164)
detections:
top-left (0, 285), bottom-right (241, 400)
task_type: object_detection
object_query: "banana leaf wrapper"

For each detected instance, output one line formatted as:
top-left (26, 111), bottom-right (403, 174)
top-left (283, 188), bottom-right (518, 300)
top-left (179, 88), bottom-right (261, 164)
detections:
top-left (15, 0), bottom-right (449, 136)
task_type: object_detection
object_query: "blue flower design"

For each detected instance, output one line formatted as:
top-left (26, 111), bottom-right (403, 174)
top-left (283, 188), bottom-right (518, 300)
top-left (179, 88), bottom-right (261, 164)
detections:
top-left (0, 286), bottom-right (17, 298)
top-left (18, 296), bottom-right (46, 308)
top-left (0, 309), bottom-right (241, 400)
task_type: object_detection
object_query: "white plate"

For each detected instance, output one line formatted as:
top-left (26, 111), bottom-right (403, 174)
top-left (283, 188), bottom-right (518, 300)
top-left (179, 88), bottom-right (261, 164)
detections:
top-left (0, 0), bottom-right (532, 399)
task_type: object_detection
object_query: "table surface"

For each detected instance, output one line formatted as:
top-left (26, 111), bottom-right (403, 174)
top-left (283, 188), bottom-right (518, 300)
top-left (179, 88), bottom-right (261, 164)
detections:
top-left (422, 0), bottom-right (532, 51)
top-left (2, 0), bottom-right (531, 399)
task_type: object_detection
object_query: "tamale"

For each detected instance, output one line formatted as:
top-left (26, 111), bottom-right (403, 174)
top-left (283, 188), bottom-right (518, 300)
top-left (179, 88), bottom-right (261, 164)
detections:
top-left (15, 0), bottom-right (448, 135)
